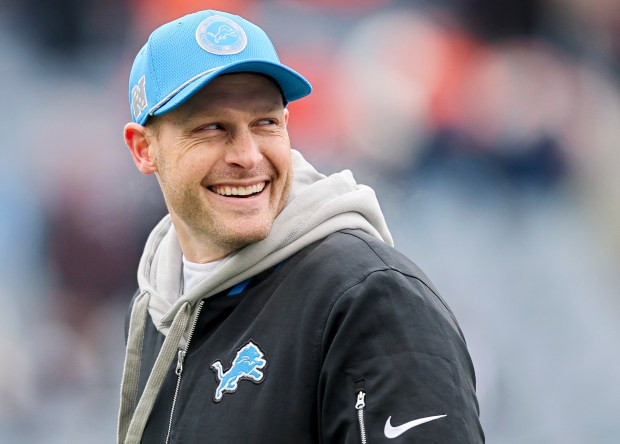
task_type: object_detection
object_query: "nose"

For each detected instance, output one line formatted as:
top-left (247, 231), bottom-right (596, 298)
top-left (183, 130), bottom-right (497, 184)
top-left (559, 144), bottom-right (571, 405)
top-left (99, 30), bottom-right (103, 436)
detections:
top-left (224, 129), bottom-right (263, 170)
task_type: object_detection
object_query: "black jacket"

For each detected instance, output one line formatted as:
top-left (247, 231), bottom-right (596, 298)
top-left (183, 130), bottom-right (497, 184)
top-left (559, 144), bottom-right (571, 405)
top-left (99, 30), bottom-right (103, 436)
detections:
top-left (128, 229), bottom-right (484, 443)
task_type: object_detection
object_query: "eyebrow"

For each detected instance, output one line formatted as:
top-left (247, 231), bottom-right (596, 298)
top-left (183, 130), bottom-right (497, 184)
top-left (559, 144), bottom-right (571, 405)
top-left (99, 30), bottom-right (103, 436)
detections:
top-left (178, 100), bottom-right (284, 129)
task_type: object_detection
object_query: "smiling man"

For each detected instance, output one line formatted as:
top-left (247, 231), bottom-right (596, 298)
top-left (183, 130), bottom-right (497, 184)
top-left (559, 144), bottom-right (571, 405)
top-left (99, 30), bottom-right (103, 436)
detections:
top-left (118, 10), bottom-right (484, 444)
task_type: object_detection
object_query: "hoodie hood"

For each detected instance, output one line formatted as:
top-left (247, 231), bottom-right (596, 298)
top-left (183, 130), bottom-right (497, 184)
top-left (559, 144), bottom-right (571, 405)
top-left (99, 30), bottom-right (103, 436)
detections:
top-left (137, 149), bottom-right (393, 333)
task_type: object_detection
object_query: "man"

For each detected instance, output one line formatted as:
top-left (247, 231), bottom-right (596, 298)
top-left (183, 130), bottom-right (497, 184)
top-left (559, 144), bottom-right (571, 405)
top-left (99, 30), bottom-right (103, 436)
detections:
top-left (118, 9), bottom-right (483, 444)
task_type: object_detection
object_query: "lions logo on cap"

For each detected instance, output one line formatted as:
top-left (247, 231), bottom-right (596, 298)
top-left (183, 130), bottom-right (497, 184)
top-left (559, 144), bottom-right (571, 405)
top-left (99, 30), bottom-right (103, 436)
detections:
top-left (196, 15), bottom-right (247, 55)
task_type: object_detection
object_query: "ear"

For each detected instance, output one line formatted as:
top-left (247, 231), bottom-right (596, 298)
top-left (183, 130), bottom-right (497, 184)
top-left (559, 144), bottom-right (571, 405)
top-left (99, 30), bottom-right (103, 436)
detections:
top-left (283, 108), bottom-right (289, 126)
top-left (124, 122), bottom-right (157, 175)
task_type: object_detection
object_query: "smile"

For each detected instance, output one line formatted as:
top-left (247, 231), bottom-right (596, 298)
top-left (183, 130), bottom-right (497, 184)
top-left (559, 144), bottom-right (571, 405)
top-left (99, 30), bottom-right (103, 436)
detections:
top-left (210, 182), bottom-right (266, 197)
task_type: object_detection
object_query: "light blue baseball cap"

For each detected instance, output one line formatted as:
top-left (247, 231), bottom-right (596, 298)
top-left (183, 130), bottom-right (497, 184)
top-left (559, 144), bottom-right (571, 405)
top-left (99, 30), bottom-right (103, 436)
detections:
top-left (128, 10), bottom-right (312, 125)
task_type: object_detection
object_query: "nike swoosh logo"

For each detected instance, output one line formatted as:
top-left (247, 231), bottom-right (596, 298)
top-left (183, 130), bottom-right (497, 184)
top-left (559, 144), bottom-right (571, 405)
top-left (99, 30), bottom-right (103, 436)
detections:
top-left (384, 414), bottom-right (447, 438)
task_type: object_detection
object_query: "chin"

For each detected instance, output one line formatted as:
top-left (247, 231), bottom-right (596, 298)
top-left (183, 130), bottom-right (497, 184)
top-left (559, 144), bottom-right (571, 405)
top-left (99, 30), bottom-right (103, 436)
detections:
top-left (222, 224), bottom-right (273, 250)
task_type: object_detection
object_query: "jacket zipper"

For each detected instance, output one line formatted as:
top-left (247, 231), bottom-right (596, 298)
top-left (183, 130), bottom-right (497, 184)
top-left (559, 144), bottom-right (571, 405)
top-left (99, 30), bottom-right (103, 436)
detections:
top-left (356, 390), bottom-right (367, 444)
top-left (165, 300), bottom-right (205, 444)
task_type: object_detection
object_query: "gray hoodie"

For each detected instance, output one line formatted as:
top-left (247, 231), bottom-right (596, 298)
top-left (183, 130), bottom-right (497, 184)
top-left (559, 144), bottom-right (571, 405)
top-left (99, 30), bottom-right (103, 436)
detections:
top-left (117, 149), bottom-right (393, 443)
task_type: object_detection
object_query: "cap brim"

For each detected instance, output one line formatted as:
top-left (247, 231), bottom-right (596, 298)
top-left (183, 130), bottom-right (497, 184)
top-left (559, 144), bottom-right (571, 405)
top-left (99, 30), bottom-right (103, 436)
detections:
top-left (151, 59), bottom-right (312, 119)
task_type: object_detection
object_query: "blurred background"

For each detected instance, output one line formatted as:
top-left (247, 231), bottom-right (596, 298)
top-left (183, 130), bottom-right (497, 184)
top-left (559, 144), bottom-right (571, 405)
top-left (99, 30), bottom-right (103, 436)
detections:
top-left (1, 0), bottom-right (619, 442)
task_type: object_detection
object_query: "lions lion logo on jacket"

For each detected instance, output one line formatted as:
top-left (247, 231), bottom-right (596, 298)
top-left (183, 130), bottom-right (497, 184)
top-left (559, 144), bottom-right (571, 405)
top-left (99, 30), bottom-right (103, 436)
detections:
top-left (211, 341), bottom-right (267, 402)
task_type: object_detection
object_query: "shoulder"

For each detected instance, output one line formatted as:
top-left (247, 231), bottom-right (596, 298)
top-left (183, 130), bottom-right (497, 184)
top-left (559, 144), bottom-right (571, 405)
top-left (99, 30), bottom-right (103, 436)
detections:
top-left (327, 229), bottom-right (429, 272)
top-left (301, 228), bottom-right (442, 297)
top-left (296, 229), bottom-right (464, 339)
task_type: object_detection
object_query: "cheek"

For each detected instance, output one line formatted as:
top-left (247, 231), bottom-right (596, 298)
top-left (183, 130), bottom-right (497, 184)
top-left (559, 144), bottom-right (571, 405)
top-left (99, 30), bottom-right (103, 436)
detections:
top-left (159, 144), bottom-right (211, 182)
top-left (274, 150), bottom-right (293, 204)
top-left (272, 156), bottom-right (292, 190)
top-left (270, 136), bottom-right (292, 170)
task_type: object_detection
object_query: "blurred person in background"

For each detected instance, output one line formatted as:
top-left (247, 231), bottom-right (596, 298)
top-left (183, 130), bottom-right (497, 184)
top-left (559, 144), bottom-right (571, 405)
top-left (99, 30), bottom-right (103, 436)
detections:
top-left (118, 9), bottom-right (483, 444)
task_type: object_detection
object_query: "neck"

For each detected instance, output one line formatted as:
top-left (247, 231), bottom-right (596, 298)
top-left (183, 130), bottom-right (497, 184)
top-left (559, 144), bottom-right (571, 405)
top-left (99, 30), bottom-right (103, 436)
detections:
top-left (171, 216), bottom-right (232, 263)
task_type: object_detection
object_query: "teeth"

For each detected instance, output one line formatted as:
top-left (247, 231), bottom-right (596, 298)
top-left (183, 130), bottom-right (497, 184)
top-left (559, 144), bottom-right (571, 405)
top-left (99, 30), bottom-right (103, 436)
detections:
top-left (213, 182), bottom-right (265, 196)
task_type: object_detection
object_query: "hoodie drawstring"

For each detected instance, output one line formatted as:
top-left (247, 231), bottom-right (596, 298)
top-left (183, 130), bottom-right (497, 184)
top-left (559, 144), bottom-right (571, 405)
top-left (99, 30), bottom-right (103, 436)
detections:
top-left (118, 291), bottom-right (149, 443)
top-left (118, 293), bottom-right (192, 444)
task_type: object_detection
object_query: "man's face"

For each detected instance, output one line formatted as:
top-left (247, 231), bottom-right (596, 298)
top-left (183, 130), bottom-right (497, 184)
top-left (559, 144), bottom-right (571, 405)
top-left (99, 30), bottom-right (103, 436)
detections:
top-left (147, 73), bottom-right (292, 261)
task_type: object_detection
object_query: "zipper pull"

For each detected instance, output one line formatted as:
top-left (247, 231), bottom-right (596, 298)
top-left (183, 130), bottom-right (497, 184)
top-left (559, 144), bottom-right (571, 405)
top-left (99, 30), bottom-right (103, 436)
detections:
top-left (175, 349), bottom-right (186, 376)
top-left (355, 391), bottom-right (366, 410)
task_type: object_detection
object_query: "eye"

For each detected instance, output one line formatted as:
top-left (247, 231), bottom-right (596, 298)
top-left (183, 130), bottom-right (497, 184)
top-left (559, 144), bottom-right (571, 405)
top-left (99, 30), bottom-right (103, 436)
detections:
top-left (255, 118), bottom-right (277, 126)
top-left (188, 123), bottom-right (226, 137)
top-left (196, 123), bottom-right (222, 132)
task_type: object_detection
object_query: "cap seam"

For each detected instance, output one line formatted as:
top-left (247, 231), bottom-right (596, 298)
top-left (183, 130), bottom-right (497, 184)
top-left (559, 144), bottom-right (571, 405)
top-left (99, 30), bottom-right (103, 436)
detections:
top-left (150, 67), bottom-right (220, 116)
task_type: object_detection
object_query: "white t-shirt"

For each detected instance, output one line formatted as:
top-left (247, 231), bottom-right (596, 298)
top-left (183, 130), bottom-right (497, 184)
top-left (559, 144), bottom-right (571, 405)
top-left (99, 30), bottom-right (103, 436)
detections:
top-left (182, 255), bottom-right (223, 295)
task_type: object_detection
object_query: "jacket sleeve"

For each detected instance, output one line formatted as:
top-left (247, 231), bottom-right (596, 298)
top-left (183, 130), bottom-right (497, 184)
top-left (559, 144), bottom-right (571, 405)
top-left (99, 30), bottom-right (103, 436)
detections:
top-left (318, 268), bottom-right (484, 443)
